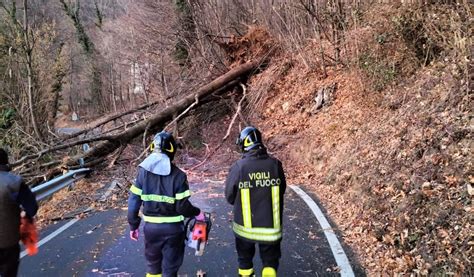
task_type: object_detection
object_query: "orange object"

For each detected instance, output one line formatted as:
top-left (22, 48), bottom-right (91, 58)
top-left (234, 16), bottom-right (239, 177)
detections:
top-left (192, 221), bottom-right (208, 242)
top-left (186, 213), bottom-right (212, 256)
top-left (19, 217), bottom-right (38, 256)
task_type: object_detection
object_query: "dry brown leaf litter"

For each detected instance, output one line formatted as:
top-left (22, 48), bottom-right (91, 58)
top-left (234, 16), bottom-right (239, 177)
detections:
top-left (247, 52), bottom-right (472, 274)
top-left (36, 164), bottom-right (133, 229)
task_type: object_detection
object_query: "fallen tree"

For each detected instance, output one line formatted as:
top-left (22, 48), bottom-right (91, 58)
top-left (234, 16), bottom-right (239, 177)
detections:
top-left (64, 60), bottom-right (265, 167)
top-left (12, 60), bottom-right (264, 172)
top-left (60, 100), bottom-right (162, 141)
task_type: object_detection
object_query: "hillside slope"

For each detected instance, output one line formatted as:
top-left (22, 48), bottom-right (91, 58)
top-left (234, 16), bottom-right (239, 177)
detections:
top-left (221, 4), bottom-right (472, 275)
top-left (252, 58), bottom-right (471, 275)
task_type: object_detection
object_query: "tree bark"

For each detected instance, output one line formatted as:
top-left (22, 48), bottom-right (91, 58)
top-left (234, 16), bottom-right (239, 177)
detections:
top-left (60, 99), bottom-right (162, 141)
top-left (110, 62), bottom-right (117, 112)
top-left (47, 43), bottom-right (66, 131)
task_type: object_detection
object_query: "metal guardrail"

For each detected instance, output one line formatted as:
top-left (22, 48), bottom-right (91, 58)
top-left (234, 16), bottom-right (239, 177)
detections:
top-left (32, 168), bottom-right (91, 202)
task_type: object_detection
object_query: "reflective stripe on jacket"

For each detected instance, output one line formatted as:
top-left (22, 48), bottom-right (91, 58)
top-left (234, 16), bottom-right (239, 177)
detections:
top-left (127, 164), bottom-right (200, 230)
top-left (225, 148), bottom-right (286, 244)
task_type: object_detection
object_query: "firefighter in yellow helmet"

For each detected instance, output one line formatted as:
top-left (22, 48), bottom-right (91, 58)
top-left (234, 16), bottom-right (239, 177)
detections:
top-left (225, 126), bottom-right (287, 277)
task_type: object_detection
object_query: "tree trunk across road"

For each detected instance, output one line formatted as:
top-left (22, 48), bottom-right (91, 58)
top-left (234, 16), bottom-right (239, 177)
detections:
top-left (66, 60), bottom-right (265, 167)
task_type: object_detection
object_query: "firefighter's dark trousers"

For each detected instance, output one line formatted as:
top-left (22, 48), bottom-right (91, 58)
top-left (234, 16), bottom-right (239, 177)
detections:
top-left (235, 237), bottom-right (281, 270)
top-left (144, 223), bottom-right (185, 277)
top-left (0, 244), bottom-right (20, 277)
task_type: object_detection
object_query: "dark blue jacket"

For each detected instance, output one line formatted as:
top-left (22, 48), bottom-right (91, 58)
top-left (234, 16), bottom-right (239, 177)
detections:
top-left (128, 164), bottom-right (200, 231)
top-left (0, 164), bottom-right (38, 248)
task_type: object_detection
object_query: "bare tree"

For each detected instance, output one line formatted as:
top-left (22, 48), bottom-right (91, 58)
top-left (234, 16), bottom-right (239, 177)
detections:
top-left (22, 0), bottom-right (43, 140)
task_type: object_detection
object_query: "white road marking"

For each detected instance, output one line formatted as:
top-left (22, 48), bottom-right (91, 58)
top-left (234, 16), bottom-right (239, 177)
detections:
top-left (289, 185), bottom-right (355, 277)
top-left (20, 218), bottom-right (79, 259)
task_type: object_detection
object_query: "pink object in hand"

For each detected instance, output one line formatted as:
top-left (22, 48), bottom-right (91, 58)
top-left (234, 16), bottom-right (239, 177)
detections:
top-left (130, 229), bottom-right (139, 241)
top-left (195, 212), bottom-right (205, 221)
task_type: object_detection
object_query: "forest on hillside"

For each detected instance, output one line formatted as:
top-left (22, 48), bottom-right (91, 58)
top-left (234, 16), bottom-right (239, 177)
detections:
top-left (0, 0), bottom-right (471, 275)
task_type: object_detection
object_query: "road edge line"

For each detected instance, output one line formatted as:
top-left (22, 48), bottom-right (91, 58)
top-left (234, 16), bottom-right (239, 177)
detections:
top-left (289, 185), bottom-right (355, 277)
top-left (20, 218), bottom-right (79, 259)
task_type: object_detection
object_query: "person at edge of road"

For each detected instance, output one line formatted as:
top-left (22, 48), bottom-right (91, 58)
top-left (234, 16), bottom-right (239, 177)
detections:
top-left (225, 126), bottom-right (287, 277)
top-left (127, 131), bottom-right (205, 277)
top-left (0, 148), bottom-right (38, 277)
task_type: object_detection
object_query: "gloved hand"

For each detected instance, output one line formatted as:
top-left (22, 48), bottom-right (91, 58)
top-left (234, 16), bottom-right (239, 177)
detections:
top-left (130, 229), bottom-right (139, 241)
top-left (195, 211), bottom-right (205, 221)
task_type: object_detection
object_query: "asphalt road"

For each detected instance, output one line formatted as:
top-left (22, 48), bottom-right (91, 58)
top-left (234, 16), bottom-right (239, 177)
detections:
top-left (19, 180), bottom-right (365, 276)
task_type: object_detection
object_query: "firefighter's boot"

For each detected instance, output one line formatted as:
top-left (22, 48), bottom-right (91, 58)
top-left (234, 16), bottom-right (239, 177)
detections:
top-left (238, 268), bottom-right (255, 277)
top-left (262, 267), bottom-right (277, 277)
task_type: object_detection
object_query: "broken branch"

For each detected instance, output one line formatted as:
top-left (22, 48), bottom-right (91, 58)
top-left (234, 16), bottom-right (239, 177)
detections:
top-left (223, 83), bottom-right (247, 141)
